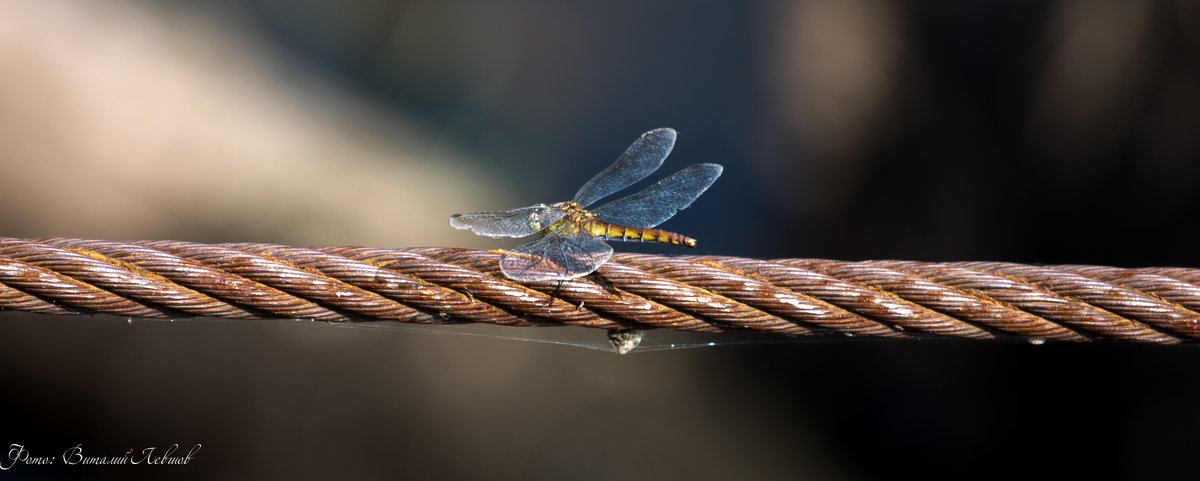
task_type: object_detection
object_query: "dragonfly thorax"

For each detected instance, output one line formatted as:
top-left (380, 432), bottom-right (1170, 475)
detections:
top-left (545, 201), bottom-right (596, 232)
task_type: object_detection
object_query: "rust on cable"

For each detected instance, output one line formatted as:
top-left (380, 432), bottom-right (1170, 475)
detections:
top-left (0, 237), bottom-right (1198, 344)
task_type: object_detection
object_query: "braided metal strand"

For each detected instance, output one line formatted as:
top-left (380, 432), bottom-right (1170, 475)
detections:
top-left (1, 237), bottom-right (1198, 344)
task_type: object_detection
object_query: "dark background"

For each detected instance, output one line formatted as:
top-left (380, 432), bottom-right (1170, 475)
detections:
top-left (1, 0), bottom-right (1199, 479)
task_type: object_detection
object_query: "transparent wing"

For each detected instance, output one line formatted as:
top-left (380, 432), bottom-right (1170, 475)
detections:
top-left (590, 163), bottom-right (723, 228)
top-left (500, 226), bottom-right (614, 281)
top-left (572, 128), bottom-right (677, 208)
top-left (449, 204), bottom-right (566, 238)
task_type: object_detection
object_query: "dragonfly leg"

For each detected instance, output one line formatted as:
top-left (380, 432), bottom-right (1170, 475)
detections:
top-left (547, 279), bottom-right (564, 306)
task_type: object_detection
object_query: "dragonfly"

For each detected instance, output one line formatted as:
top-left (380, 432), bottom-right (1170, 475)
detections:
top-left (449, 128), bottom-right (723, 282)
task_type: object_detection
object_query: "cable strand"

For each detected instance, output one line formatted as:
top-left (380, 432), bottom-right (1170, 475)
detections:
top-left (1, 237), bottom-right (1198, 344)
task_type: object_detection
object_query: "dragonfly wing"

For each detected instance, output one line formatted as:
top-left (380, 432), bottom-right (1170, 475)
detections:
top-left (449, 204), bottom-right (566, 238)
top-left (501, 226), bottom-right (614, 281)
top-left (572, 128), bottom-right (677, 208)
top-left (590, 163), bottom-right (722, 228)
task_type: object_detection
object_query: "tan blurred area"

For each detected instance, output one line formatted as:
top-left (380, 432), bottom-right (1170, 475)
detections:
top-left (762, 0), bottom-right (905, 213)
top-left (761, 0), bottom-right (1200, 214)
top-left (1030, 0), bottom-right (1199, 184)
top-left (0, 0), bottom-right (508, 246)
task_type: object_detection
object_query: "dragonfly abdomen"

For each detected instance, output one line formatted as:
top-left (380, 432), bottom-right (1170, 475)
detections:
top-left (581, 219), bottom-right (696, 247)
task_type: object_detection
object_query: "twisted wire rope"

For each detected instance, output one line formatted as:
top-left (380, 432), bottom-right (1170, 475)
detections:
top-left (1, 237), bottom-right (1198, 344)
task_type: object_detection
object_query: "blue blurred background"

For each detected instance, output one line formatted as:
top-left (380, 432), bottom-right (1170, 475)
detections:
top-left (1, 0), bottom-right (1199, 479)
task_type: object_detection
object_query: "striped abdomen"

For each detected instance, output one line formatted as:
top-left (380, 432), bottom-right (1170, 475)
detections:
top-left (580, 218), bottom-right (697, 247)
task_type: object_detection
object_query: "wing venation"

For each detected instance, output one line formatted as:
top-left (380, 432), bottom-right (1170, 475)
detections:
top-left (590, 163), bottom-right (722, 228)
top-left (500, 226), bottom-right (614, 281)
top-left (449, 204), bottom-right (564, 238)
top-left (572, 128), bottom-right (676, 207)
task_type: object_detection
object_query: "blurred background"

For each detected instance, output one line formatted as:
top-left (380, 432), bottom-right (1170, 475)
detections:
top-left (1, 0), bottom-right (1199, 479)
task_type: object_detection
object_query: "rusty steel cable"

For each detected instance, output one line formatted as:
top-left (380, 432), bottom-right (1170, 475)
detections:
top-left (1, 237), bottom-right (1199, 344)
